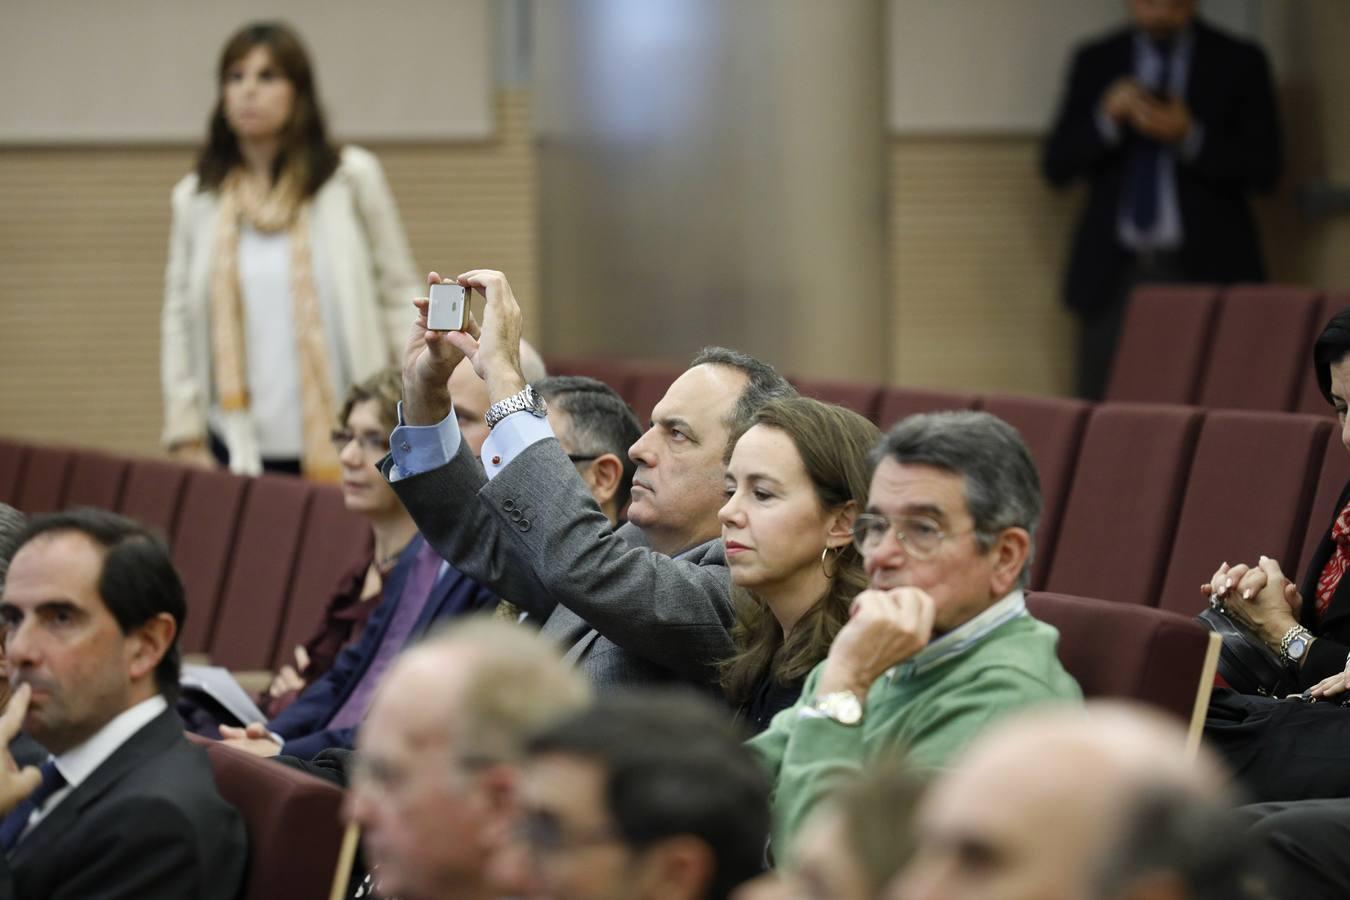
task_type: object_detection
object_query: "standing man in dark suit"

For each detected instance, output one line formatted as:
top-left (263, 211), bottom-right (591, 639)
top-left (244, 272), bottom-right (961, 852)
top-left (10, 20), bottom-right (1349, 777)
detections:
top-left (1042, 0), bottom-right (1282, 400)
top-left (0, 508), bottom-right (245, 900)
top-left (386, 269), bottom-right (795, 690)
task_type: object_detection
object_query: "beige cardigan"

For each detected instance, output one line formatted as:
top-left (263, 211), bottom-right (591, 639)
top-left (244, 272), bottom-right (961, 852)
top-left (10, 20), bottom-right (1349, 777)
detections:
top-left (160, 146), bottom-right (418, 448)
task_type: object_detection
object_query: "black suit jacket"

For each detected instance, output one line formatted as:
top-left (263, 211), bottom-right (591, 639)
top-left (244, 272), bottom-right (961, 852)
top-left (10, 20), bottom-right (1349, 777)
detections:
top-left (1, 707), bottom-right (246, 900)
top-left (1041, 19), bottom-right (1281, 314)
top-left (1297, 480), bottom-right (1350, 689)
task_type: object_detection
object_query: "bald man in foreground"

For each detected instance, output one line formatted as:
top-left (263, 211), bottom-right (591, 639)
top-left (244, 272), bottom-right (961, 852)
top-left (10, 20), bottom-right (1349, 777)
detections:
top-left (891, 703), bottom-right (1272, 900)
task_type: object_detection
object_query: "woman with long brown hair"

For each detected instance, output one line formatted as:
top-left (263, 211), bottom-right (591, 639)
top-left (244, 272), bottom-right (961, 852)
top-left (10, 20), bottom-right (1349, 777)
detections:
top-left (719, 397), bottom-right (880, 733)
top-left (162, 21), bottom-right (417, 479)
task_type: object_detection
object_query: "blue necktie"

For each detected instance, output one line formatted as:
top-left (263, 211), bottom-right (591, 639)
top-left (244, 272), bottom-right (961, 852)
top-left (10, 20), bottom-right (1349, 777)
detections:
top-left (1125, 40), bottom-right (1174, 232)
top-left (0, 760), bottom-right (65, 852)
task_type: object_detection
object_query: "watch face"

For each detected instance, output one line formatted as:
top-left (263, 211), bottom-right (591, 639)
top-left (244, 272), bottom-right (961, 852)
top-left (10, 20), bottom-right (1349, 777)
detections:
top-left (1289, 637), bottom-right (1308, 660)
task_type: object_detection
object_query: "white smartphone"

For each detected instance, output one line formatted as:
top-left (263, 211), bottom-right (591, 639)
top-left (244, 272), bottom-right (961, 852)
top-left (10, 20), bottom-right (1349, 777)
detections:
top-left (427, 282), bottom-right (468, 331)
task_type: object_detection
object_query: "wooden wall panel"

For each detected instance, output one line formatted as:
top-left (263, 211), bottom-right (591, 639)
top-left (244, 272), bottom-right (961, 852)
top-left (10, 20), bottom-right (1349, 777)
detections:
top-left (0, 90), bottom-right (537, 456)
top-left (889, 137), bottom-right (1079, 395)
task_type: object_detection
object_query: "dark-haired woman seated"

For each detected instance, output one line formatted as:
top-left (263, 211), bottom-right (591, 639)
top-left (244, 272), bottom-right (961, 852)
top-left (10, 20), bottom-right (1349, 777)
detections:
top-left (718, 397), bottom-right (881, 733)
top-left (1205, 309), bottom-right (1350, 695)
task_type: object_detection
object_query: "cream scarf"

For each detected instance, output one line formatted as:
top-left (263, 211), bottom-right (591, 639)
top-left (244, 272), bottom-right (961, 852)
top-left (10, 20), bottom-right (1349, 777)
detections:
top-left (209, 169), bottom-right (340, 481)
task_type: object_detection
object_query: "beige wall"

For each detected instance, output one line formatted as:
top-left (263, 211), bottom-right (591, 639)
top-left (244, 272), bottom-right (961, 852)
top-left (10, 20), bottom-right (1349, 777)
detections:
top-left (0, 91), bottom-right (536, 456)
top-left (9, 29), bottom-right (1350, 454)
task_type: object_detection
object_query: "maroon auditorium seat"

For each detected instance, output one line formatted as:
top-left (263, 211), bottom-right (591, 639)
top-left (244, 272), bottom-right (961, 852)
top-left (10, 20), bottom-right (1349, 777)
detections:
top-left (201, 741), bottom-right (347, 900)
top-left (791, 378), bottom-right (883, 423)
top-left (0, 440), bottom-right (29, 506)
top-left (544, 357), bottom-right (638, 402)
top-left (1197, 285), bottom-right (1323, 412)
top-left (1156, 411), bottom-right (1329, 618)
top-left (1294, 292), bottom-right (1350, 416)
top-left (270, 485), bottom-right (372, 669)
top-left (876, 388), bottom-right (979, 429)
top-left (1104, 284), bottom-right (1219, 405)
top-left (208, 475), bottom-right (315, 671)
top-left (1044, 404), bottom-right (1202, 606)
top-left (118, 458), bottom-right (193, 540)
top-left (1299, 428), bottom-right (1350, 578)
top-left (1027, 592), bottom-right (1217, 726)
top-left (981, 394), bottom-right (1090, 590)
top-left (13, 447), bottom-right (75, 514)
top-left (172, 469), bottom-right (249, 654)
top-left (629, 370), bottom-right (680, 425)
top-left (63, 450), bottom-right (130, 511)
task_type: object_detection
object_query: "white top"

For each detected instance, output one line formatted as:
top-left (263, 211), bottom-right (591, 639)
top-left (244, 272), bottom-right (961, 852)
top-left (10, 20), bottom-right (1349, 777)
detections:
top-left (23, 695), bottom-right (168, 837)
top-left (207, 222), bottom-right (348, 459)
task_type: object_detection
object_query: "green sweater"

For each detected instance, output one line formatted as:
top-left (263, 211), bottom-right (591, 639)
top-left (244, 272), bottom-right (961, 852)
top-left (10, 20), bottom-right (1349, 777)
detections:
top-left (748, 608), bottom-right (1082, 858)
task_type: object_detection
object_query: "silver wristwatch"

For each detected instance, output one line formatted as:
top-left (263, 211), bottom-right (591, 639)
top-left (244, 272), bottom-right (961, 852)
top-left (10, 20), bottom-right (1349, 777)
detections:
top-left (805, 691), bottom-right (864, 726)
top-left (485, 384), bottom-right (548, 429)
top-left (1279, 624), bottom-right (1314, 666)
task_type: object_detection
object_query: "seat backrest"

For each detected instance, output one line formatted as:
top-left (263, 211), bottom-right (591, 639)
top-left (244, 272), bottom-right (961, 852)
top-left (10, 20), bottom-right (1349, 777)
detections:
top-left (202, 742), bottom-right (346, 900)
top-left (543, 357), bottom-right (638, 403)
top-left (1105, 285), bottom-right (1219, 404)
top-left (118, 458), bottom-right (194, 540)
top-left (876, 388), bottom-right (980, 429)
top-left (13, 447), bottom-right (75, 514)
top-left (1045, 404), bottom-right (1202, 606)
top-left (981, 394), bottom-right (1091, 591)
top-left (1299, 429), bottom-right (1350, 578)
top-left (1157, 410), bottom-right (1329, 617)
top-left (1197, 285), bottom-right (1323, 412)
top-left (628, 370), bottom-right (680, 425)
top-left (172, 469), bottom-right (250, 654)
top-left (272, 485), bottom-right (372, 669)
top-left (791, 378), bottom-right (884, 424)
top-left (63, 450), bottom-right (130, 511)
top-left (1294, 292), bottom-right (1350, 416)
top-left (208, 475), bottom-right (316, 671)
top-left (1027, 592), bottom-right (1218, 730)
top-left (0, 440), bottom-right (30, 506)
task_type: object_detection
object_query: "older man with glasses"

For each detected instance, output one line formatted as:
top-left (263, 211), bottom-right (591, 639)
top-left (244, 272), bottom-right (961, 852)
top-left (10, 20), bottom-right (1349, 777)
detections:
top-left (749, 411), bottom-right (1082, 859)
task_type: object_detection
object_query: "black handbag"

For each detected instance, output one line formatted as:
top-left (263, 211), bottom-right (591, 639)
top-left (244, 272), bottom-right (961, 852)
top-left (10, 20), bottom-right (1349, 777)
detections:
top-left (1196, 606), bottom-right (1301, 698)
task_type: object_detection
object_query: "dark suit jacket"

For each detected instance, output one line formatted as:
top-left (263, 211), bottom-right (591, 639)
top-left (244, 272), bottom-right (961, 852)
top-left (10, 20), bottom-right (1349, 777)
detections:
top-left (1296, 480), bottom-right (1350, 689)
top-left (269, 536), bottom-right (497, 758)
top-left (1041, 18), bottom-right (1281, 314)
top-left (384, 437), bottom-right (735, 689)
top-left (1, 708), bottom-right (246, 900)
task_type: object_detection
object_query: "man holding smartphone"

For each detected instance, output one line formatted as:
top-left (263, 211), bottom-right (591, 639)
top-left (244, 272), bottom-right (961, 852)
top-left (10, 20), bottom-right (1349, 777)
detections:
top-left (383, 269), bottom-right (793, 689)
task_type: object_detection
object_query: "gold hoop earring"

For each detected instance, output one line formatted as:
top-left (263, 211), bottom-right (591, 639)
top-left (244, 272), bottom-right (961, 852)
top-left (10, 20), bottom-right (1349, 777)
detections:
top-left (820, 546), bottom-right (842, 579)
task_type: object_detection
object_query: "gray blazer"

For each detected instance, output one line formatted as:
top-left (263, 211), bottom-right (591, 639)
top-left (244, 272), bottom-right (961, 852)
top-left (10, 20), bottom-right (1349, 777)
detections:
top-left (385, 436), bottom-right (736, 688)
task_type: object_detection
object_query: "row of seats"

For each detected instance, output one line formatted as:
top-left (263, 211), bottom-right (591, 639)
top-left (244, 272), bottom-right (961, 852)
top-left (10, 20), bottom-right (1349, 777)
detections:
top-left (2, 389), bottom-right (1341, 665)
top-left (547, 359), bottom-right (1347, 615)
top-left (1105, 283), bottom-right (1347, 412)
top-left (0, 443), bottom-right (371, 672)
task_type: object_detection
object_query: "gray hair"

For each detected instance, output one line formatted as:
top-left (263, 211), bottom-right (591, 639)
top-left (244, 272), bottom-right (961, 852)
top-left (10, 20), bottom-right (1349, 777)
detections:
top-left (688, 346), bottom-right (796, 450)
top-left (420, 617), bottom-right (591, 764)
top-left (871, 411), bottom-right (1041, 588)
top-left (0, 503), bottom-right (26, 589)
top-left (534, 375), bottom-right (643, 509)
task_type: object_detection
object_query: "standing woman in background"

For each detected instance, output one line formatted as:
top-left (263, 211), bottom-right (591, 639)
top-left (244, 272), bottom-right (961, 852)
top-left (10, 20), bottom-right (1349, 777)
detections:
top-left (162, 21), bottom-right (418, 478)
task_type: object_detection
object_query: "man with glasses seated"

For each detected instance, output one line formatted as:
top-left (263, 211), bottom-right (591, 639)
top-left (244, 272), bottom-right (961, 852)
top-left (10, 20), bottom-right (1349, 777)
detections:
top-left (749, 411), bottom-right (1081, 858)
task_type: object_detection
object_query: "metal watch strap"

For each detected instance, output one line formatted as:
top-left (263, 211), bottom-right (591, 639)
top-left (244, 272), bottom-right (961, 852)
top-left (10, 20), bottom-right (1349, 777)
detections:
top-left (1279, 624), bottom-right (1313, 664)
top-left (485, 385), bottom-right (545, 430)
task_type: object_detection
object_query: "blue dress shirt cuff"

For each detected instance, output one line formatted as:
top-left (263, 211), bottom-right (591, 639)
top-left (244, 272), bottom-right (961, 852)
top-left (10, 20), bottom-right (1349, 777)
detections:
top-left (389, 401), bottom-right (463, 482)
top-left (1095, 109), bottom-right (1122, 146)
top-left (480, 413), bottom-right (557, 480)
